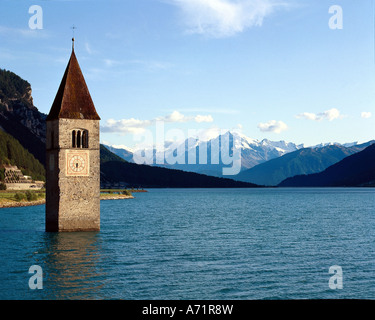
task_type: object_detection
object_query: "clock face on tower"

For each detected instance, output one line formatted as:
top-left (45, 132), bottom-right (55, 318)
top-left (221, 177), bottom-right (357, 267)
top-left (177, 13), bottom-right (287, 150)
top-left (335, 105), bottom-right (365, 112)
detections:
top-left (66, 151), bottom-right (89, 176)
top-left (70, 155), bottom-right (85, 172)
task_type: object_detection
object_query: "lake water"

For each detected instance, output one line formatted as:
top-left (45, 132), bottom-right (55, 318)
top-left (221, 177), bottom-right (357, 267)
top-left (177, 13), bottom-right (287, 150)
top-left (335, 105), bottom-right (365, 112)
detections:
top-left (0, 188), bottom-right (374, 300)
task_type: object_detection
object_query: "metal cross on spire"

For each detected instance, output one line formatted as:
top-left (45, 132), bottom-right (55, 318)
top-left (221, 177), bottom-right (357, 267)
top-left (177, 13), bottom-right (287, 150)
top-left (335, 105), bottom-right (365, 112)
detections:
top-left (71, 25), bottom-right (77, 50)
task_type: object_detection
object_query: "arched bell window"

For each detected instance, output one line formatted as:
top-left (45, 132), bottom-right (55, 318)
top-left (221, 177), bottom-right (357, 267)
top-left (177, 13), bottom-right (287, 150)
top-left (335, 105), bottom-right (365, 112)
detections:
top-left (72, 130), bottom-right (76, 148)
top-left (77, 131), bottom-right (81, 148)
top-left (72, 129), bottom-right (89, 148)
top-left (82, 131), bottom-right (88, 148)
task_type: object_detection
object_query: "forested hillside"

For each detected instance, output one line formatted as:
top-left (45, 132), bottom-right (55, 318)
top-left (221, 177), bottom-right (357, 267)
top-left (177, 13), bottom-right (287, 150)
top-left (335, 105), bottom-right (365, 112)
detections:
top-left (279, 144), bottom-right (375, 187)
top-left (0, 129), bottom-right (45, 181)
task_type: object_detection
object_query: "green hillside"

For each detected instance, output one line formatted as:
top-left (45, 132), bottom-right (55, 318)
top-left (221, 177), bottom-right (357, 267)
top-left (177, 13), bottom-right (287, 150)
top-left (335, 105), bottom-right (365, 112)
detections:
top-left (0, 129), bottom-right (45, 181)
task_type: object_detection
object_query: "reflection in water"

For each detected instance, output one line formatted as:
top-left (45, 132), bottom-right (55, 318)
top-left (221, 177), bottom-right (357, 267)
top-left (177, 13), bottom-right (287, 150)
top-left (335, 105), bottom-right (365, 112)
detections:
top-left (40, 232), bottom-right (107, 299)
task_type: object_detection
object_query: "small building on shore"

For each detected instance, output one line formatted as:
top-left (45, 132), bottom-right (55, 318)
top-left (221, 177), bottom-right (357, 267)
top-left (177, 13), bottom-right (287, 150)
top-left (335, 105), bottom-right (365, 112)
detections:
top-left (1, 165), bottom-right (44, 190)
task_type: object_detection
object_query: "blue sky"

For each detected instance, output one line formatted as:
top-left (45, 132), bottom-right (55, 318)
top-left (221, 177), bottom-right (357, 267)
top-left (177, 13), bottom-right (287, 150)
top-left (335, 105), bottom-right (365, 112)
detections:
top-left (1, 0), bottom-right (374, 148)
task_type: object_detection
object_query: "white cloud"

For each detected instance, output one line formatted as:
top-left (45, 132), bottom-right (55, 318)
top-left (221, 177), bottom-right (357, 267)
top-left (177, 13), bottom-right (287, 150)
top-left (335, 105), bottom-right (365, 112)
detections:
top-left (155, 110), bottom-right (213, 123)
top-left (361, 112), bottom-right (372, 119)
top-left (257, 120), bottom-right (288, 133)
top-left (189, 127), bottom-right (222, 141)
top-left (296, 112), bottom-right (316, 121)
top-left (160, 110), bottom-right (186, 122)
top-left (195, 114), bottom-right (214, 122)
top-left (167, 107), bottom-right (240, 115)
top-left (296, 108), bottom-right (344, 121)
top-left (102, 118), bottom-right (151, 135)
top-left (169, 0), bottom-right (287, 37)
top-left (85, 42), bottom-right (93, 54)
top-left (104, 59), bottom-right (118, 67)
top-left (0, 25), bottom-right (49, 38)
top-left (101, 111), bottom-right (214, 135)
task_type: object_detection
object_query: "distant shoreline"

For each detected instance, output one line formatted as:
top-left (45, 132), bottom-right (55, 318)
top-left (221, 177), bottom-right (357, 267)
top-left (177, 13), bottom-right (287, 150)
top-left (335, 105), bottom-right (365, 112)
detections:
top-left (0, 193), bottom-right (137, 209)
top-left (100, 194), bottom-right (134, 201)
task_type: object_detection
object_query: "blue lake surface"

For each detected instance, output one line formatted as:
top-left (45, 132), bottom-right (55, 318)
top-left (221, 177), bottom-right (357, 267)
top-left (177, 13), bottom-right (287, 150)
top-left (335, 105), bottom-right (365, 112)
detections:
top-left (0, 188), bottom-right (374, 300)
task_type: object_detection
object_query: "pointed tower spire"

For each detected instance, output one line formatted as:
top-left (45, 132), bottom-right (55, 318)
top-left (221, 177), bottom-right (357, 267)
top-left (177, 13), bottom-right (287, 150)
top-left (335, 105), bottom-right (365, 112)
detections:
top-left (46, 42), bottom-right (100, 121)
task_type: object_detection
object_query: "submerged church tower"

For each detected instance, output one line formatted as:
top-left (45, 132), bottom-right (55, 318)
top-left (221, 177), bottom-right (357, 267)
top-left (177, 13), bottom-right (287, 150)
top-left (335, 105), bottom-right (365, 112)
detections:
top-left (46, 39), bottom-right (101, 232)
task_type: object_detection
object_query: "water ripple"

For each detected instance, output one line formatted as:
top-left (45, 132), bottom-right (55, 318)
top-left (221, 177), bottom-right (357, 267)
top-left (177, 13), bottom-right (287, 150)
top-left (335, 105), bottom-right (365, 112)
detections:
top-left (0, 188), bottom-right (374, 299)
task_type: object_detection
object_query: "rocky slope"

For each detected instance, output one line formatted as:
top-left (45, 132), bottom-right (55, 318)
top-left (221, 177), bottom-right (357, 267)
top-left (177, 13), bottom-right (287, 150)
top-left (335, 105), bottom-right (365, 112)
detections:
top-left (0, 69), bottom-right (46, 165)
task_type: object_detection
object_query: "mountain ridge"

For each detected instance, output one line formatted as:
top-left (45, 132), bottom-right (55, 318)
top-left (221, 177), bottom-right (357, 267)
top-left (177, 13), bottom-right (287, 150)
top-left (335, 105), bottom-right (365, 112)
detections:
top-left (104, 132), bottom-right (372, 180)
top-left (105, 131), bottom-right (305, 177)
top-left (278, 144), bottom-right (375, 187)
top-left (234, 141), bottom-right (375, 186)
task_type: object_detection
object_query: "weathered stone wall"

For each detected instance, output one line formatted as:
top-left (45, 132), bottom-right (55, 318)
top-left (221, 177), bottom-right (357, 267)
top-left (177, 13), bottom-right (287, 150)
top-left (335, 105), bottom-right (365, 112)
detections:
top-left (46, 119), bottom-right (100, 232)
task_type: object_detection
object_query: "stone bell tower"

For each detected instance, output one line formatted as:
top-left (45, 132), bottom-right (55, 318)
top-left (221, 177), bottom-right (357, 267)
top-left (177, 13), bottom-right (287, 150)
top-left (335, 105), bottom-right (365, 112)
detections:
top-left (45, 39), bottom-right (101, 232)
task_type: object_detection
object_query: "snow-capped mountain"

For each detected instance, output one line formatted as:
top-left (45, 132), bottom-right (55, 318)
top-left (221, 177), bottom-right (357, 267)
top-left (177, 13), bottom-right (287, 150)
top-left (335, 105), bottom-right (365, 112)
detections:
top-left (104, 145), bottom-right (134, 163)
top-left (104, 135), bottom-right (371, 179)
top-left (310, 141), bottom-right (361, 149)
top-left (104, 131), bottom-right (305, 177)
